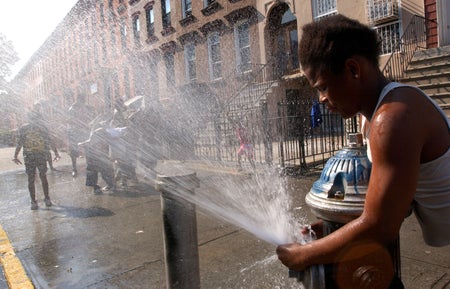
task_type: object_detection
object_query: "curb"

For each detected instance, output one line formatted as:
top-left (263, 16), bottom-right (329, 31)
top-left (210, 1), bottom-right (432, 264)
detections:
top-left (0, 224), bottom-right (34, 289)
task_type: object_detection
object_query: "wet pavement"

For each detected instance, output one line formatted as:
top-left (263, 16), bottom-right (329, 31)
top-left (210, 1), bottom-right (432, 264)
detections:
top-left (0, 265), bottom-right (7, 289)
top-left (0, 147), bottom-right (449, 289)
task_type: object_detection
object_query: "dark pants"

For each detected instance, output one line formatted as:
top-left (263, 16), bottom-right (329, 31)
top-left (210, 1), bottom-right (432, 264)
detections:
top-left (24, 152), bottom-right (49, 201)
top-left (85, 158), bottom-right (114, 188)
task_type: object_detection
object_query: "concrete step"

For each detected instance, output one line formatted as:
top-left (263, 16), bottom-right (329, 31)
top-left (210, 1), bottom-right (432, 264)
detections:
top-left (411, 45), bottom-right (450, 61)
top-left (414, 81), bottom-right (450, 94)
top-left (405, 60), bottom-right (450, 77)
top-left (406, 46), bottom-right (450, 78)
top-left (402, 46), bottom-right (450, 117)
top-left (401, 71), bottom-right (450, 85)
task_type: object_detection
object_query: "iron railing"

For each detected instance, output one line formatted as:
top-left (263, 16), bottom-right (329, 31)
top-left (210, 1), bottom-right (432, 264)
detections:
top-left (215, 60), bottom-right (277, 110)
top-left (381, 15), bottom-right (435, 81)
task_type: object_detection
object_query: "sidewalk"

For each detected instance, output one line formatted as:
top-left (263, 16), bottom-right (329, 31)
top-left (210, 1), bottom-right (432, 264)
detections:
top-left (0, 146), bottom-right (449, 288)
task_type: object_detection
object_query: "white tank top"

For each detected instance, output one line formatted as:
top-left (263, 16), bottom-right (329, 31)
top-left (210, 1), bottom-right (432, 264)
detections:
top-left (366, 82), bottom-right (450, 247)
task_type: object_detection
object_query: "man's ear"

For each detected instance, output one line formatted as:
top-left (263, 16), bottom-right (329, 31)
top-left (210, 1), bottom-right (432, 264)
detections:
top-left (345, 58), bottom-right (361, 79)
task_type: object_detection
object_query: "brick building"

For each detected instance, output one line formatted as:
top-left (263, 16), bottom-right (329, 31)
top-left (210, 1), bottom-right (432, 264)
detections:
top-left (10, 0), bottom-right (449, 156)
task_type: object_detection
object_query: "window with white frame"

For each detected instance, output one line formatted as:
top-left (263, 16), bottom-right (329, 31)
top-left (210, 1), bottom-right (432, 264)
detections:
top-left (312, 0), bottom-right (337, 21)
top-left (208, 32), bottom-right (222, 80)
top-left (184, 43), bottom-right (197, 82)
top-left (234, 21), bottom-right (251, 74)
top-left (182, 0), bottom-right (192, 18)
top-left (373, 21), bottom-right (401, 55)
top-left (145, 5), bottom-right (154, 37)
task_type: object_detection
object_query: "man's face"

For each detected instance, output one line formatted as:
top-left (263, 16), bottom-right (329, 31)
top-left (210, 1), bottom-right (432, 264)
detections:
top-left (304, 66), bottom-right (360, 119)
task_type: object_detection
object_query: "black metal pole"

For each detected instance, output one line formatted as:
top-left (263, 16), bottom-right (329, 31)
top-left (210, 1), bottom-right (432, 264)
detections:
top-left (156, 171), bottom-right (200, 289)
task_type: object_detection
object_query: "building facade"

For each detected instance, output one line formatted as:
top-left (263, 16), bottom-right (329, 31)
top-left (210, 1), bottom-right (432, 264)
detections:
top-left (11, 0), bottom-right (446, 153)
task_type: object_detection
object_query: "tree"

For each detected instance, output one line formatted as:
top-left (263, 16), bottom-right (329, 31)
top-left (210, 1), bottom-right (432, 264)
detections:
top-left (0, 33), bottom-right (19, 134)
top-left (0, 32), bottom-right (19, 91)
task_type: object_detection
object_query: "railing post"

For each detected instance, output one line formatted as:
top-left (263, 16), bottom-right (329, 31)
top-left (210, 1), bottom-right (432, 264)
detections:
top-left (277, 102), bottom-right (286, 170)
top-left (261, 100), bottom-right (273, 165)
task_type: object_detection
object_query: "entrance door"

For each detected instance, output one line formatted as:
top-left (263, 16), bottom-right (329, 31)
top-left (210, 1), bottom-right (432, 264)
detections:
top-left (438, 0), bottom-right (450, 46)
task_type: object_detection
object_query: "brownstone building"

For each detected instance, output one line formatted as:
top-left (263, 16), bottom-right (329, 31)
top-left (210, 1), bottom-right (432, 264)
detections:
top-left (10, 0), bottom-right (449, 164)
top-left (13, 0), bottom-right (448, 118)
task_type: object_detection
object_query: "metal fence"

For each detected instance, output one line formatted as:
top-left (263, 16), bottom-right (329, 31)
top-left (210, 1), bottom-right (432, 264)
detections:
top-left (192, 95), bottom-right (355, 175)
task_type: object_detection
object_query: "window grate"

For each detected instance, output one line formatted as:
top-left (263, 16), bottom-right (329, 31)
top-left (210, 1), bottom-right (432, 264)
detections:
top-left (312, 0), bottom-right (337, 21)
top-left (367, 0), bottom-right (399, 25)
top-left (373, 21), bottom-right (401, 55)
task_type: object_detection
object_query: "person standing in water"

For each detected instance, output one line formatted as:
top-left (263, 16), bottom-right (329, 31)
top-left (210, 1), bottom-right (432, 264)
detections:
top-left (236, 122), bottom-right (255, 171)
top-left (276, 15), bottom-right (450, 289)
top-left (13, 109), bottom-right (59, 210)
top-left (67, 94), bottom-right (96, 177)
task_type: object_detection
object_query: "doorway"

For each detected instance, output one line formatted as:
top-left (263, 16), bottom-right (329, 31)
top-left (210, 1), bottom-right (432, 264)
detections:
top-left (437, 0), bottom-right (450, 46)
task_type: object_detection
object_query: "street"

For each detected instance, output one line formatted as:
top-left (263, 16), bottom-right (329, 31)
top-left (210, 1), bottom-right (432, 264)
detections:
top-left (0, 147), bottom-right (303, 289)
top-left (0, 147), bottom-right (449, 289)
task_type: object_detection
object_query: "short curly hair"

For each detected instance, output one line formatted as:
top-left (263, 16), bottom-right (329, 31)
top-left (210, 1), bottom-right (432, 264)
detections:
top-left (299, 14), bottom-right (381, 75)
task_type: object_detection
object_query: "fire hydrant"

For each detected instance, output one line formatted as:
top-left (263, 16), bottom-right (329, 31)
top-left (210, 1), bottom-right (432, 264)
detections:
top-left (299, 133), bottom-right (401, 289)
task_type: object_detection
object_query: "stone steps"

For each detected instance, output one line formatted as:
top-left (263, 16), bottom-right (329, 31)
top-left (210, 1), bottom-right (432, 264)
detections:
top-left (401, 45), bottom-right (450, 116)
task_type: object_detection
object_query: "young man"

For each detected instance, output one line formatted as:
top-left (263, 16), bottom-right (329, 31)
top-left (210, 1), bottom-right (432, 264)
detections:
top-left (276, 15), bottom-right (449, 288)
top-left (13, 110), bottom-right (59, 210)
top-left (67, 94), bottom-right (96, 177)
top-left (79, 120), bottom-right (126, 194)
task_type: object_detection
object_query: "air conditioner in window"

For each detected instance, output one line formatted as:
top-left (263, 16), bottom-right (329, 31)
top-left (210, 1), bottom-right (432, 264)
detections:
top-left (367, 0), bottom-right (398, 24)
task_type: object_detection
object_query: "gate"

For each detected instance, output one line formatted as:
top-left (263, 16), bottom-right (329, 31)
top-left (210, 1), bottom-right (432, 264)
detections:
top-left (276, 100), bottom-right (347, 175)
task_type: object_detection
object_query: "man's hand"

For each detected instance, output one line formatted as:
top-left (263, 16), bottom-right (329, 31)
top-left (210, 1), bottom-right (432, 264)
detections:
top-left (276, 243), bottom-right (307, 271)
top-left (12, 157), bottom-right (22, 165)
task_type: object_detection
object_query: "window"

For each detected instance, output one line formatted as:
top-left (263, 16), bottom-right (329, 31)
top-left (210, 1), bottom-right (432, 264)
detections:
top-left (133, 14), bottom-right (140, 45)
top-left (289, 29), bottom-right (299, 70)
top-left (312, 0), bottom-right (337, 21)
top-left (208, 32), bottom-right (222, 80)
top-left (162, 0), bottom-right (171, 28)
top-left (234, 21), bottom-right (251, 74)
top-left (100, 2), bottom-right (105, 24)
top-left (102, 34), bottom-right (107, 63)
top-left (164, 52), bottom-right (175, 85)
top-left (145, 5), bottom-right (155, 37)
top-left (120, 18), bottom-right (128, 50)
top-left (110, 24), bottom-right (117, 56)
top-left (182, 0), bottom-right (192, 18)
top-left (124, 67), bottom-right (131, 97)
top-left (184, 43), bottom-right (196, 82)
top-left (94, 41), bottom-right (99, 65)
top-left (204, 0), bottom-right (216, 7)
top-left (374, 21), bottom-right (401, 54)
